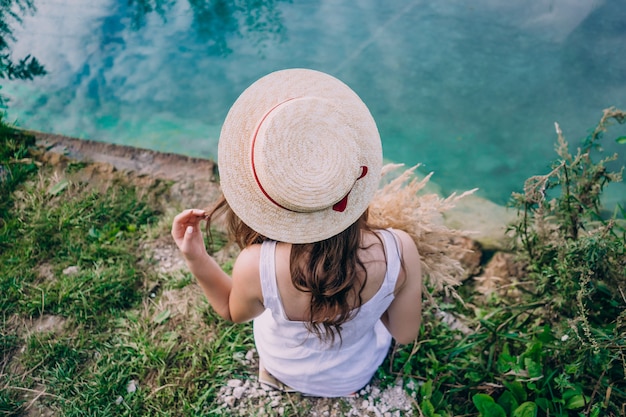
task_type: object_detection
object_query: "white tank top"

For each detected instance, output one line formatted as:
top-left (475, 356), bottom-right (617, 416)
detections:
top-left (253, 229), bottom-right (401, 397)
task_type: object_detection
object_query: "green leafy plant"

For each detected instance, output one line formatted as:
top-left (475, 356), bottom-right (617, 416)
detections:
top-left (504, 107), bottom-right (625, 415)
top-left (381, 108), bottom-right (625, 416)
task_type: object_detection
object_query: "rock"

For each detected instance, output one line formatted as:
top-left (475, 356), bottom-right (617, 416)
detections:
top-left (44, 152), bottom-right (65, 166)
top-left (448, 235), bottom-right (482, 279)
top-left (444, 194), bottom-right (516, 250)
top-left (227, 379), bottom-right (243, 388)
top-left (232, 386), bottom-right (246, 399)
top-left (62, 265), bottom-right (80, 276)
top-left (126, 380), bottom-right (138, 393)
top-left (473, 252), bottom-right (527, 298)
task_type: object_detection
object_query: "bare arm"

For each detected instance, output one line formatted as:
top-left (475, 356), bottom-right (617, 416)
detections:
top-left (382, 229), bottom-right (423, 345)
top-left (171, 209), bottom-right (264, 323)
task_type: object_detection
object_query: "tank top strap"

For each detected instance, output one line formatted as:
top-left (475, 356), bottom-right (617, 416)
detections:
top-left (259, 240), bottom-right (281, 311)
top-left (378, 229), bottom-right (402, 293)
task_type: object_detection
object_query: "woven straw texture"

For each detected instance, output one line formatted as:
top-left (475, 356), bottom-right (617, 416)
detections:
top-left (218, 68), bottom-right (382, 243)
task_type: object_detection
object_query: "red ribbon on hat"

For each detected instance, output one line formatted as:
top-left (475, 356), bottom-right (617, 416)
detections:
top-left (332, 166), bottom-right (368, 212)
top-left (250, 98), bottom-right (297, 211)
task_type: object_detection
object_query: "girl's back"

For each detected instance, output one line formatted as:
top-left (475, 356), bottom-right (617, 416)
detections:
top-left (251, 229), bottom-right (407, 397)
top-left (273, 230), bottom-right (391, 322)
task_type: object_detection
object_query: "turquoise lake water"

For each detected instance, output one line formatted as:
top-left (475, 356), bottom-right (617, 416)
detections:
top-left (3, 0), bottom-right (626, 206)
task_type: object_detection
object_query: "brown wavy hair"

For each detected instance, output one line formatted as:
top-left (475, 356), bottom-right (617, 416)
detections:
top-left (290, 213), bottom-right (374, 344)
top-left (205, 195), bottom-right (377, 344)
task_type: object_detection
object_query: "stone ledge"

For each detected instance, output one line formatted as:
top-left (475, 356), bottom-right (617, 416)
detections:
top-left (29, 130), bottom-right (216, 183)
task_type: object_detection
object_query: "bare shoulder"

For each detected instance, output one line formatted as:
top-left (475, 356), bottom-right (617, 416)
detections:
top-left (389, 229), bottom-right (419, 258)
top-left (233, 244), bottom-right (262, 272)
top-left (229, 243), bottom-right (265, 322)
top-left (232, 244), bottom-right (264, 288)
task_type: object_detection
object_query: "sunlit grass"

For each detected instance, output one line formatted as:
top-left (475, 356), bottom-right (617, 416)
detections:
top-left (0, 127), bottom-right (255, 416)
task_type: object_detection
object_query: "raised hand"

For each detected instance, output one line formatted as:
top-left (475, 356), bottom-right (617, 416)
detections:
top-left (171, 209), bottom-right (209, 262)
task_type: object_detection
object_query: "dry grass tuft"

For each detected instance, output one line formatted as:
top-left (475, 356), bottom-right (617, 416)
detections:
top-left (369, 164), bottom-right (477, 302)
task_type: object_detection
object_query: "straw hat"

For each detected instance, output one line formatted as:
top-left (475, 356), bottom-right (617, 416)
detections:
top-left (218, 68), bottom-right (382, 244)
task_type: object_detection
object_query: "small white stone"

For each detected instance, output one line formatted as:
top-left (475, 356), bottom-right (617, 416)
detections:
top-left (361, 400), bottom-right (369, 409)
top-left (63, 266), bottom-right (79, 276)
top-left (367, 405), bottom-right (380, 415)
top-left (126, 380), bottom-right (137, 393)
top-left (115, 396), bottom-right (123, 405)
top-left (233, 386), bottom-right (246, 399)
top-left (224, 396), bottom-right (236, 407)
top-left (270, 398), bottom-right (280, 408)
top-left (227, 379), bottom-right (243, 388)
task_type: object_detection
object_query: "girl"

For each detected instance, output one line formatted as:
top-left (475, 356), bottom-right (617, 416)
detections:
top-left (171, 69), bottom-right (422, 397)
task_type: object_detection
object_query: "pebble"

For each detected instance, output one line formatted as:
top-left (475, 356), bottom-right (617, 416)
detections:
top-left (216, 376), bottom-right (414, 415)
top-left (62, 265), bottom-right (80, 276)
top-left (227, 379), bottom-right (243, 388)
top-left (233, 386), bottom-right (246, 399)
top-left (126, 380), bottom-right (138, 393)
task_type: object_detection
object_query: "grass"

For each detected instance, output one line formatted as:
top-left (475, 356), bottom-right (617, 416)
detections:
top-left (1, 109), bottom-right (625, 416)
top-left (0, 125), bottom-right (258, 416)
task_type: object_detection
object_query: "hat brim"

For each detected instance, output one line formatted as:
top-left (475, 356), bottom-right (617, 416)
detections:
top-left (218, 68), bottom-right (382, 244)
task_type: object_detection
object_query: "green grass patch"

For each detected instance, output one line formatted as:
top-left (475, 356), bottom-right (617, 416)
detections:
top-left (0, 123), bottom-right (258, 416)
top-left (0, 173), bottom-right (159, 322)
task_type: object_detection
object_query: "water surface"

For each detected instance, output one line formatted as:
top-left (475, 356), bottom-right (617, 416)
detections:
top-left (3, 0), bottom-right (626, 205)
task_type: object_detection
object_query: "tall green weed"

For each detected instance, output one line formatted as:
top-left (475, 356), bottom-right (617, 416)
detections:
top-left (382, 108), bottom-right (625, 416)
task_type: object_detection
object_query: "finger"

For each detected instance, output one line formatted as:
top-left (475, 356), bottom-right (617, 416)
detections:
top-left (190, 209), bottom-right (207, 217)
top-left (173, 209), bottom-right (207, 226)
